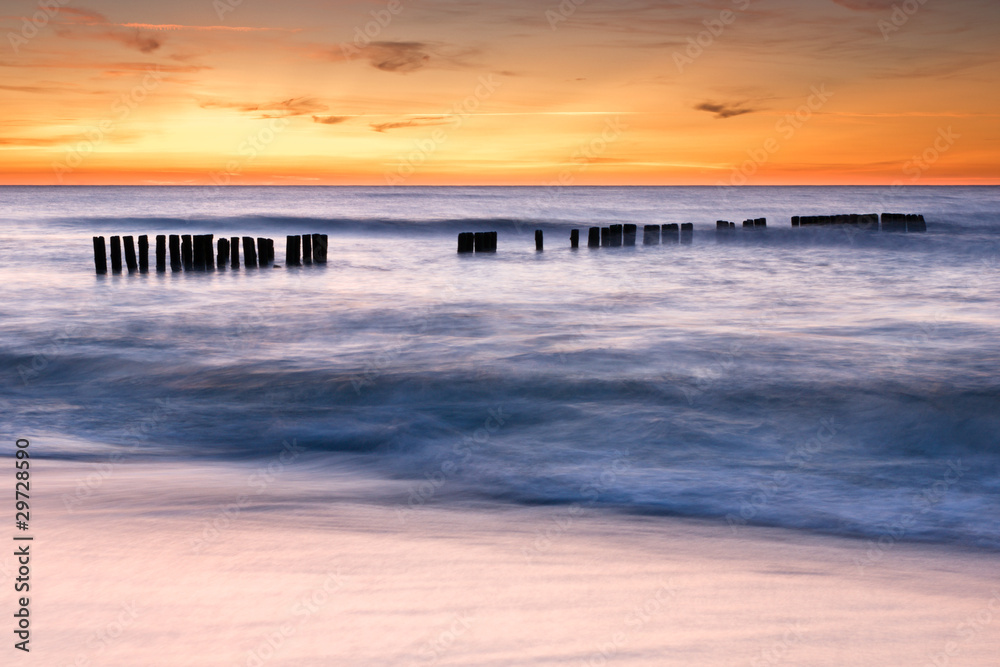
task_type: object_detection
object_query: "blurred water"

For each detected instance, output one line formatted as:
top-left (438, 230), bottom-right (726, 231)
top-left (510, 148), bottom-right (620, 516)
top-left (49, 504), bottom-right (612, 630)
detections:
top-left (2, 186), bottom-right (999, 548)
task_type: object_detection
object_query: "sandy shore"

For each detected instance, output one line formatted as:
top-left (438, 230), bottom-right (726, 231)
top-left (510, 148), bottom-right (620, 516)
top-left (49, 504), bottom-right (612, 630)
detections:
top-left (10, 461), bottom-right (999, 666)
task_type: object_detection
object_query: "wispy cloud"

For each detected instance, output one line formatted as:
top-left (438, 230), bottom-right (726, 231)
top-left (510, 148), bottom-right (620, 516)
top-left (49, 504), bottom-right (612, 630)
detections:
top-left (322, 40), bottom-right (478, 74)
top-left (370, 116), bottom-right (451, 132)
top-left (694, 101), bottom-right (757, 119)
top-left (830, 0), bottom-right (896, 10)
top-left (312, 115), bottom-right (350, 125)
top-left (200, 97), bottom-right (328, 118)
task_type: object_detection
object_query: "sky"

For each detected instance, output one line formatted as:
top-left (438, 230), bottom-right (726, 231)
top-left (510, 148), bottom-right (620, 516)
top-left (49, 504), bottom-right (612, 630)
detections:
top-left (1, 0), bottom-right (998, 185)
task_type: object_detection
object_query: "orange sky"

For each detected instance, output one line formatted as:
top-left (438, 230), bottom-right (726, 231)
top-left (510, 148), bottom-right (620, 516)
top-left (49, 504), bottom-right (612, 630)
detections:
top-left (1, 0), bottom-right (998, 185)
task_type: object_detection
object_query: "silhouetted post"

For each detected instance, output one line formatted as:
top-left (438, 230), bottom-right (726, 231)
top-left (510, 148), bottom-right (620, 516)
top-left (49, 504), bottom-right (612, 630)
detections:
top-left (205, 235), bottom-right (215, 269)
top-left (743, 220), bottom-right (754, 229)
top-left (792, 216), bottom-right (800, 227)
top-left (458, 232), bottom-right (473, 253)
top-left (181, 235), bottom-right (193, 270)
top-left (155, 235), bottom-right (166, 272)
top-left (907, 214), bottom-right (927, 233)
top-left (230, 237), bottom-right (240, 268)
top-left (266, 239), bottom-right (276, 264)
top-left (192, 235), bottom-right (205, 270)
top-left (601, 227), bottom-right (610, 247)
top-left (93, 236), bottom-right (107, 275)
top-left (285, 235), bottom-right (301, 266)
top-left (488, 231), bottom-right (498, 252)
top-left (644, 225), bottom-right (660, 245)
top-left (301, 235), bottom-right (312, 265)
top-left (535, 230), bottom-right (543, 251)
top-left (570, 229), bottom-right (579, 248)
top-left (110, 236), bottom-right (122, 274)
top-left (681, 223), bottom-right (693, 244)
top-left (610, 224), bottom-right (623, 247)
top-left (243, 237), bottom-right (257, 268)
top-left (138, 235), bottom-right (149, 273)
top-left (254, 238), bottom-right (268, 266)
top-left (623, 224), bottom-right (637, 246)
top-left (474, 232), bottom-right (486, 252)
top-left (755, 218), bottom-right (766, 228)
top-left (588, 227), bottom-right (600, 248)
top-left (663, 223), bottom-right (679, 243)
top-left (217, 238), bottom-right (230, 269)
top-left (169, 235), bottom-right (181, 272)
top-left (313, 234), bottom-right (328, 263)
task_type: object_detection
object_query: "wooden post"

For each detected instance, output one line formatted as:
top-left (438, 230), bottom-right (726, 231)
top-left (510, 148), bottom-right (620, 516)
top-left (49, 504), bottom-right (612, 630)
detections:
top-left (301, 234), bottom-right (312, 265)
top-left (192, 235), bottom-right (205, 270)
top-left (155, 235), bottom-right (166, 272)
top-left (623, 224), bottom-right (637, 246)
top-left (663, 223), bottom-right (679, 243)
top-left (93, 236), bottom-right (107, 274)
top-left (601, 227), bottom-right (610, 247)
top-left (792, 216), bottom-right (800, 227)
top-left (110, 236), bottom-right (122, 273)
top-left (230, 236), bottom-right (240, 268)
top-left (487, 231), bottom-right (498, 252)
top-left (535, 230), bottom-right (543, 251)
top-left (680, 223), bottom-right (693, 244)
top-left (588, 227), bottom-right (600, 248)
top-left (570, 229), bottom-right (579, 248)
top-left (243, 237), bottom-right (258, 268)
top-left (285, 235), bottom-right (301, 266)
top-left (267, 239), bottom-right (277, 264)
top-left (458, 232), bottom-right (472, 253)
top-left (474, 232), bottom-right (485, 253)
top-left (907, 214), bottom-right (927, 233)
top-left (610, 224), bottom-right (623, 247)
top-left (205, 235), bottom-right (215, 269)
top-left (169, 235), bottom-right (181, 271)
top-left (138, 235), bottom-right (149, 273)
top-left (643, 225), bottom-right (660, 245)
top-left (313, 234), bottom-right (328, 263)
top-left (218, 238), bottom-right (230, 269)
top-left (181, 235), bottom-right (193, 270)
top-left (755, 218), bottom-right (766, 228)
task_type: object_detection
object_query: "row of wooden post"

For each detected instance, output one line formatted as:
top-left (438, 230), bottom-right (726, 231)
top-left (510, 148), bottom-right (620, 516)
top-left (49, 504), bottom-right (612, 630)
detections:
top-left (457, 231), bottom-right (498, 253)
top-left (93, 234), bottom-right (328, 274)
top-left (791, 213), bottom-right (926, 232)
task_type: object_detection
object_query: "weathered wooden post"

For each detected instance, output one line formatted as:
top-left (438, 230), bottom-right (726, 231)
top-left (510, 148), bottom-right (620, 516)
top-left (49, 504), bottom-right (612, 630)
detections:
top-left (93, 236), bottom-right (107, 274)
top-left (644, 225), bottom-right (660, 245)
top-left (601, 227), bottom-right (610, 247)
top-left (218, 237), bottom-right (230, 269)
top-left (285, 235), bottom-right (301, 266)
top-left (588, 227), bottom-right (600, 248)
top-left (792, 216), bottom-right (800, 227)
top-left (205, 235), bottom-right (215, 269)
top-left (458, 232), bottom-right (473, 253)
top-left (474, 232), bottom-right (486, 252)
top-left (755, 218), bottom-right (766, 228)
top-left (663, 223), bottom-right (679, 243)
top-left (610, 224), bottom-right (623, 247)
top-left (266, 238), bottom-right (277, 264)
top-left (535, 230), bottom-right (543, 251)
top-left (681, 223), bottom-right (693, 244)
top-left (313, 234), bottom-right (328, 263)
top-left (110, 236), bottom-right (122, 274)
top-left (623, 224), bottom-right (637, 246)
top-left (169, 235), bottom-right (181, 271)
top-left (570, 229), bottom-right (579, 248)
top-left (256, 238), bottom-right (269, 266)
top-left (243, 237), bottom-right (257, 268)
top-left (192, 235), bottom-right (205, 270)
top-left (489, 231), bottom-right (498, 252)
top-left (138, 235), bottom-right (149, 273)
top-left (181, 235), bottom-right (193, 270)
top-left (230, 237), bottom-right (240, 268)
top-left (907, 214), bottom-right (927, 233)
top-left (301, 235), bottom-right (312, 265)
top-left (155, 235), bottom-right (166, 272)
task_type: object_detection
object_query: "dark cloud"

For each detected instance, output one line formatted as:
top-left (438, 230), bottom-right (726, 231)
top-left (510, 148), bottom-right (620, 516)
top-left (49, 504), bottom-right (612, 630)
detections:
top-left (54, 8), bottom-right (164, 54)
top-left (830, 0), bottom-right (897, 10)
top-left (312, 115), bottom-right (350, 125)
top-left (201, 97), bottom-right (328, 118)
top-left (370, 116), bottom-right (451, 133)
top-left (366, 42), bottom-right (431, 73)
top-left (694, 101), bottom-right (757, 119)
top-left (111, 30), bottom-right (163, 54)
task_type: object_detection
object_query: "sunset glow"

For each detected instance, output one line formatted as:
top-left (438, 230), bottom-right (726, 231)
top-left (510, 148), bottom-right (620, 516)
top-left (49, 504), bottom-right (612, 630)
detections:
top-left (2, 0), bottom-right (998, 185)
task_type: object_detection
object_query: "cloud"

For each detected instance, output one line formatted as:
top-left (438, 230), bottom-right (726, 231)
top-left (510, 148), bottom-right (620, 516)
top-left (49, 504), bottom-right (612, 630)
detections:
top-left (200, 97), bottom-right (328, 118)
top-left (366, 41), bottom-right (431, 73)
top-left (370, 116), bottom-right (451, 133)
top-left (694, 101), bottom-right (757, 119)
top-left (312, 115), bottom-right (350, 125)
top-left (324, 40), bottom-right (479, 74)
top-left (53, 7), bottom-right (164, 53)
top-left (830, 0), bottom-right (897, 10)
top-left (109, 30), bottom-right (162, 53)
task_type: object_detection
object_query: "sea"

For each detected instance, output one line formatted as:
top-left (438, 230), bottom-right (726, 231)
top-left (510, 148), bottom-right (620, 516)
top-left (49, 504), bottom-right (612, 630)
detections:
top-left (2, 185), bottom-right (998, 550)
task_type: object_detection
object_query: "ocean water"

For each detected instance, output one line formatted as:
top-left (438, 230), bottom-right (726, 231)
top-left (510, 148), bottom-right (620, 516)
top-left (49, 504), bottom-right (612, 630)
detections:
top-left (2, 186), bottom-right (999, 549)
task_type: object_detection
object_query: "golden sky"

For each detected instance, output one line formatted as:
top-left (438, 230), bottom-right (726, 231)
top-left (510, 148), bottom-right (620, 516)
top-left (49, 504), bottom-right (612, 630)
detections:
top-left (1, 0), bottom-right (998, 185)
